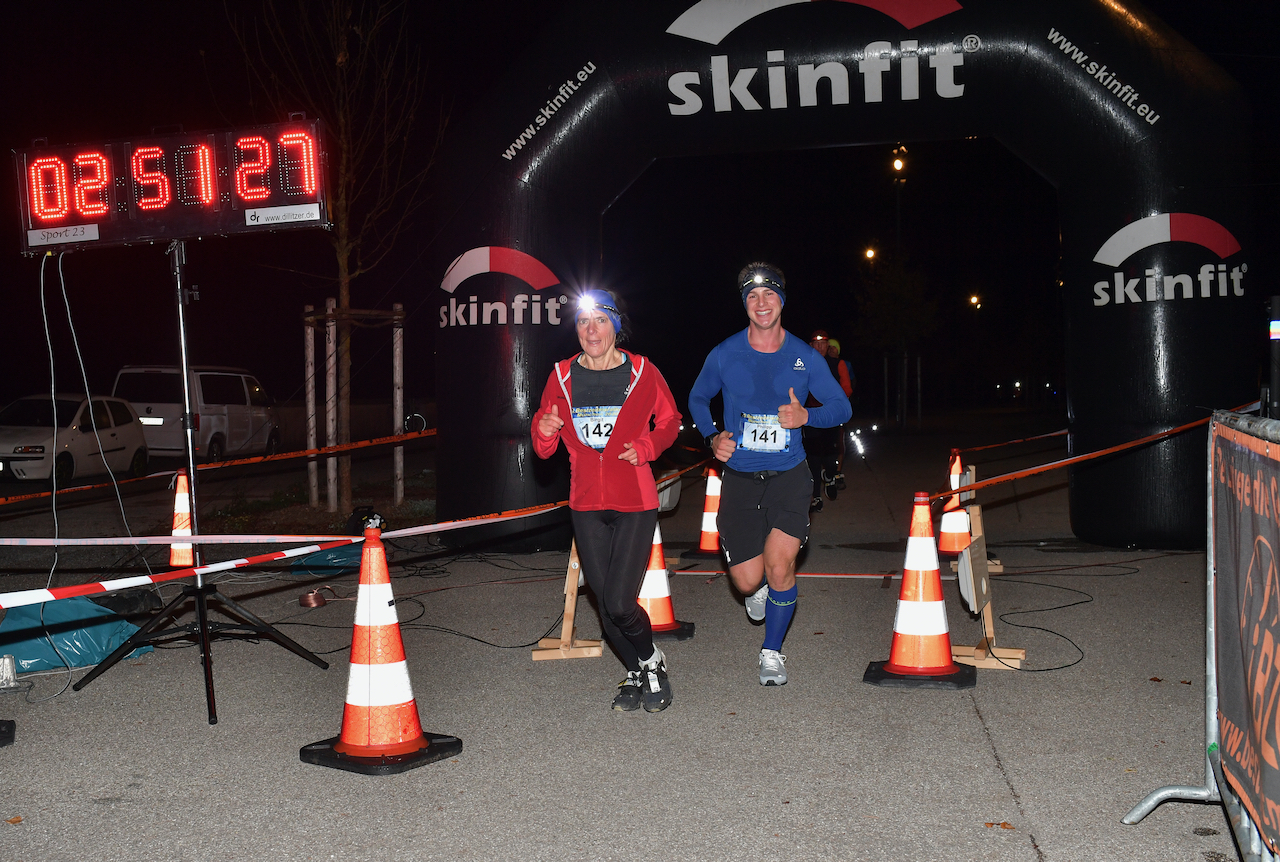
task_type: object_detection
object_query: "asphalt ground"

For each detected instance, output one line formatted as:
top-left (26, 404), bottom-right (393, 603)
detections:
top-left (0, 411), bottom-right (1243, 862)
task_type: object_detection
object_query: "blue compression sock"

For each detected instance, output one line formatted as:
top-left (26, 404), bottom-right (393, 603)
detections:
top-left (762, 584), bottom-right (798, 651)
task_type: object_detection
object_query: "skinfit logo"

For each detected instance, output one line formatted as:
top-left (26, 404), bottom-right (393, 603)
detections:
top-left (794, 358), bottom-right (805, 369)
top-left (1091, 213), bottom-right (1247, 307)
top-left (667, 0), bottom-right (964, 45)
top-left (438, 246), bottom-right (568, 328)
top-left (667, 41), bottom-right (966, 116)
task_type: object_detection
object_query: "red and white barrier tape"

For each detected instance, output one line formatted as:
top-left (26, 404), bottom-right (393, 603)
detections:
top-left (0, 500), bottom-right (567, 610)
top-left (0, 457), bottom-right (714, 607)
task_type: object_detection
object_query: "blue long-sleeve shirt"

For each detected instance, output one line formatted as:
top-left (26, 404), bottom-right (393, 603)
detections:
top-left (689, 329), bottom-right (852, 472)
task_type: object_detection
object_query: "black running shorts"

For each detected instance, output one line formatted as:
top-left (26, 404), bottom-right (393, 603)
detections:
top-left (717, 461), bottom-right (812, 566)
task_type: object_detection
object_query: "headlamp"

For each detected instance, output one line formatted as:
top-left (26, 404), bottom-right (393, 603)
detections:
top-left (576, 290), bottom-right (622, 333)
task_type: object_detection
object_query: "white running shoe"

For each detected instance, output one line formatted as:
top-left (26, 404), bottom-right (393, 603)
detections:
top-left (744, 582), bottom-right (768, 622)
top-left (759, 648), bottom-right (787, 686)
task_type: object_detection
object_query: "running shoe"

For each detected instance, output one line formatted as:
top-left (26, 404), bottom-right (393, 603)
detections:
top-left (759, 648), bottom-right (788, 686)
top-left (612, 670), bottom-right (643, 711)
top-left (810, 496), bottom-right (823, 513)
top-left (823, 469), bottom-right (838, 500)
top-left (834, 472), bottom-right (847, 491)
top-left (744, 582), bottom-right (769, 622)
top-left (639, 648), bottom-right (672, 713)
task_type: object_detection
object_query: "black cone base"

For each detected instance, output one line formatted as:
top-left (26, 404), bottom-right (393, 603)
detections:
top-left (652, 620), bottom-right (696, 641)
top-left (862, 661), bottom-right (976, 690)
top-left (680, 548), bottom-right (722, 561)
top-left (0, 719), bottom-right (13, 747)
top-left (300, 732), bottom-right (463, 775)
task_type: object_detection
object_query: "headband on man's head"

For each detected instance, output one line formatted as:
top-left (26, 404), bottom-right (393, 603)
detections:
top-left (737, 262), bottom-right (786, 307)
top-left (577, 289), bottom-right (622, 333)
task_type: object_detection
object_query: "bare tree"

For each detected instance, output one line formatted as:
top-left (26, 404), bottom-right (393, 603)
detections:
top-left (230, 0), bottom-right (443, 513)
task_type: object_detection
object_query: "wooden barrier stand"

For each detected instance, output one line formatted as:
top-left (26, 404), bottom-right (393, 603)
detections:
top-left (951, 502), bottom-right (1025, 670)
top-left (532, 541), bottom-right (603, 661)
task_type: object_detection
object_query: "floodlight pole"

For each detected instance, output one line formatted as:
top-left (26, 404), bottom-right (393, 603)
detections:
top-left (170, 239), bottom-right (217, 719)
top-left (170, 240), bottom-right (203, 570)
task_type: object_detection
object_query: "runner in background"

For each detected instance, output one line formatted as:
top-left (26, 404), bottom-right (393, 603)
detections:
top-left (804, 330), bottom-right (841, 510)
top-left (827, 337), bottom-right (854, 491)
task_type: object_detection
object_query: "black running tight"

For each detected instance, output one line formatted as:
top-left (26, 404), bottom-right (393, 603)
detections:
top-left (570, 508), bottom-right (658, 672)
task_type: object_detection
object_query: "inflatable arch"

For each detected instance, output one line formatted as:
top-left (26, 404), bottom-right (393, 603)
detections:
top-left (429, 0), bottom-right (1253, 549)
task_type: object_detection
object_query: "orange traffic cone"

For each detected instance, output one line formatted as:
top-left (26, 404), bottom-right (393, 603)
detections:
top-left (864, 492), bottom-right (976, 689)
top-left (938, 452), bottom-right (971, 555)
top-left (639, 523), bottom-right (695, 640)
top-left (170, 471), bottom-right (193, 567)
top-left (301, 527), bottom-right (462, 774)
top-left (681, 468), bottom-right (722, 560)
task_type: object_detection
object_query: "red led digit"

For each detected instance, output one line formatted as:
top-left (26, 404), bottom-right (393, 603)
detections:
top-left (72, 152), bottom-right (110, 217)
top-left (278, 132), bottom-right (317, 195)
top-left (175, 143), bottom-right (215, 205)
top-left (234, 135), bottom-right (271, 201)
top-left (28, 156), bottom-right (70, 221)
top-left (131, 146), bottom-right (172, 211)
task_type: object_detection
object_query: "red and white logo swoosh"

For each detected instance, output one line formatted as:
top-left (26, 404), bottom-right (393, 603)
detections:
top-left (1093, 214), bottom-right (1241, 267)
top-left (440, 247), bottom-right (561, 294)
top-left (667, 0), bottom-right (964, 44)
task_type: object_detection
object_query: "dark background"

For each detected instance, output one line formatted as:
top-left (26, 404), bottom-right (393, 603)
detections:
top-left (0, 1), bottom-right (1275, 423)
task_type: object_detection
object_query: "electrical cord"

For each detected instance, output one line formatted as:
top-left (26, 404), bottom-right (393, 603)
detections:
top-left (973, 552), bottom-right (1181, 671)
top-left (56, 253), bottom-right (154, 582)
top-left (32, 253), bottom-right (73, 704)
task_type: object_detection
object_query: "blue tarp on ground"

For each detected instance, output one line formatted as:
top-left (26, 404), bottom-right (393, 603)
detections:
top-left (0, 596), bottom-right (152, 672)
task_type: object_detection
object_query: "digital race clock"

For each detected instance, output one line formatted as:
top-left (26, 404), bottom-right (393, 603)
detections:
top-left (13, 119), bottom-right (330, 254)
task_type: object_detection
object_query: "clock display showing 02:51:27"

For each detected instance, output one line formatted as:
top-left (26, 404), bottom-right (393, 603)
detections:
top-left (13, 119), bottom-right (330, 255)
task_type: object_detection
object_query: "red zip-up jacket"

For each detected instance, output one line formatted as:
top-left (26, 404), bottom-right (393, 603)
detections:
top-left (532, 351), bottom-right (682, 512)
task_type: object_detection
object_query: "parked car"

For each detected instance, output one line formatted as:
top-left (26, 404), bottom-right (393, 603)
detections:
top-left (0, 395), bottom-right (148, 482)
top-left (112, 366), bottom-right (280, 462)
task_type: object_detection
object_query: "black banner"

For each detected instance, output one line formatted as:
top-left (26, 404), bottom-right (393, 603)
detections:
top-left (1215, 413), bottom-right (1280, 852)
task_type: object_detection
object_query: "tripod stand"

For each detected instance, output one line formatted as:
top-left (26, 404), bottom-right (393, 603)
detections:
top-left (71, 240), bottom-right (328, 724)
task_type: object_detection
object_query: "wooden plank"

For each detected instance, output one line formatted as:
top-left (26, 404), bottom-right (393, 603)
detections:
top-left (532, 541), bottom-right (603, 661)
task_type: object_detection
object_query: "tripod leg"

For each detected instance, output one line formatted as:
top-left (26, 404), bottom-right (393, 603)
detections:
top-left (212, 590), bottom-right (329, 669)
top-left (195, 586), bottom-right (218, 725)
top-left (72, 588), bottom-right (193, 692)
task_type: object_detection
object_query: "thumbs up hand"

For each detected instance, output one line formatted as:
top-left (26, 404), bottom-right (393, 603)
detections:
top-left (537, 403), bottom-right (565, 438)
top-left (778, 387), bottom-right (808, 429)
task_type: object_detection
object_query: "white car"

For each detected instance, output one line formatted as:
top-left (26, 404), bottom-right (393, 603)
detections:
top-left (112, 366), bottom-right (280, 462)
top-left (0, 395), bottom-right (149, 483)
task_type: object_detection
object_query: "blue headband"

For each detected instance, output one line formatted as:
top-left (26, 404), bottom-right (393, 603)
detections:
top-left (740, 273), bottom-right (786, 307)
top-left (577, 290), bottom-right (622, 333)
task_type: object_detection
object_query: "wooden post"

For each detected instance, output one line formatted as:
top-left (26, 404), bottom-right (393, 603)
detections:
top-left (324, 297), bottom-right (337, 513)
top-left (392, 303), bottom-right (404, 506)
top-left (532, 542), bottom-right (603, 660)
top-left (304, 305), bottom-right (319, 508)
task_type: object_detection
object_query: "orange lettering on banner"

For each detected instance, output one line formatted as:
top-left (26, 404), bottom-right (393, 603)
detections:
top-left (1255, 624), bottom-right (1279, 769)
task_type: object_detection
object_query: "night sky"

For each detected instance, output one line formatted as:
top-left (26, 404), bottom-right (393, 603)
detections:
top-left (1, 2), bottom-right (1276, 419)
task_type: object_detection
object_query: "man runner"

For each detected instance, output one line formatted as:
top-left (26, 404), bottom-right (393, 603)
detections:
top-left (688, 262), bottom-right (851, 685)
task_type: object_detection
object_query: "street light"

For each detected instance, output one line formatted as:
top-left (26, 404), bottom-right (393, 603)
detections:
top-left (891, 145), bottom-right (907, 253)
top-left (970, 294), bottom-right (981, 310)
top-left (865, 247), bottom-right (876, 260)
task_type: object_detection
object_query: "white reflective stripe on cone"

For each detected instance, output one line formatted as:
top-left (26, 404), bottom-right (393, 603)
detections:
top-left (940, 510), bottom-right (969, 531)
top-left (638, 568), bottom-right (671, 598)
top-left (903, 535), bottom-right (939, 572)
top-left (701, 512), bottom-right (718, 532)
top-left (893, 600), bottom-right (949, 636)
top-left (707, 474), bottom-right (722, 494)
top-left (354, 583), bottom-right (399, 627)
top-left (345, 660), bottom-right (416, 707)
